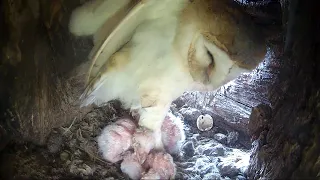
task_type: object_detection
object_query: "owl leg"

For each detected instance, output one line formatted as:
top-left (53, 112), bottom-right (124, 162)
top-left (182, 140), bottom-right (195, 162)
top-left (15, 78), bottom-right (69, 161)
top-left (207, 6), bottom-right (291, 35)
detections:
top-left (138, 103), bottom-right (171, 151)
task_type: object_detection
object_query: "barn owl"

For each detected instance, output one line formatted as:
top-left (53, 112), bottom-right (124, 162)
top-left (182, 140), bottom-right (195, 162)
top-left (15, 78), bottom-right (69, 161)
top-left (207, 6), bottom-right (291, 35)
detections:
top-left (69, 0), bottom-right (267, 150)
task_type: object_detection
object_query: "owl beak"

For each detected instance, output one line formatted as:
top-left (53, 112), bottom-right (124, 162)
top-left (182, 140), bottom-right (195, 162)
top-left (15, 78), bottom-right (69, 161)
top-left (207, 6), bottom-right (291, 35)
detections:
top-left (206, 64), bottom-right (214, 77)
top-left (205, 63), bottom-right (215, 84)
top-left (223, 64), bottom-right (250, 84)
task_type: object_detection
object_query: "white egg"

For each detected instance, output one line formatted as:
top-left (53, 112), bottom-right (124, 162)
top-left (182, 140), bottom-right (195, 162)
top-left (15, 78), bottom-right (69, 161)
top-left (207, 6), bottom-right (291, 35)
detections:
top-left (197, 114), bottom-right (214, 131)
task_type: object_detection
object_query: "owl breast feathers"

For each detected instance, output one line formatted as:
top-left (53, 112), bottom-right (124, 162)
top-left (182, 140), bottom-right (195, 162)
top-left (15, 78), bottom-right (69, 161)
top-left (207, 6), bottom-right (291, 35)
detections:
top-left (69, 0), bottom-right (267, 149)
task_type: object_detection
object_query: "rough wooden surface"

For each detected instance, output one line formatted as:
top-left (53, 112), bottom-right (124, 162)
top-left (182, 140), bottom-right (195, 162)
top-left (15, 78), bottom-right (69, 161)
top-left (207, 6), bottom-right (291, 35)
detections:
top-left (248, 0), bottom-right (320, 178)
top-left (0, 0), bottom-right (93, 146)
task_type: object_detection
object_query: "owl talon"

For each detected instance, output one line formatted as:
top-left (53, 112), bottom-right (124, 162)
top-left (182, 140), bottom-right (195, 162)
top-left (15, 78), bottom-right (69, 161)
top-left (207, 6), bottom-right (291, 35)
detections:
top-left (152, 129), bottom-right (165, 151)
top-left (130, 109), bottom-right (140, 120)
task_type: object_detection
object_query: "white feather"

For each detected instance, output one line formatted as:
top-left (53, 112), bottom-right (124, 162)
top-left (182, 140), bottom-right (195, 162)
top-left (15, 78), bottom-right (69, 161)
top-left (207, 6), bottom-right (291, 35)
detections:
top-left (86, 0), bottom-right (188, 85)
top-left (86, 0), bottom-right (148, 84)
top-left (69, 0), bottom-right (131, 36)
top-left (83, 6), bottom-right (191, 108)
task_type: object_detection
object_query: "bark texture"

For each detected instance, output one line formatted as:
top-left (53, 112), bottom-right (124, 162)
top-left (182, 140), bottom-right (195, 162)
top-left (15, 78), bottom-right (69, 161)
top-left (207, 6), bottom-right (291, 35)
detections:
top-left (0, 0), bottom-right (92, 146)
top-left (247, 0), bottom-right (320, 179)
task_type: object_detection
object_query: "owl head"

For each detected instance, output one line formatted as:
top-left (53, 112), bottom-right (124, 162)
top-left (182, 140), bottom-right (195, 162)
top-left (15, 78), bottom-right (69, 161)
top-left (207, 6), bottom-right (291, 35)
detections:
top-left (174, 0), bottom-right (268, 90)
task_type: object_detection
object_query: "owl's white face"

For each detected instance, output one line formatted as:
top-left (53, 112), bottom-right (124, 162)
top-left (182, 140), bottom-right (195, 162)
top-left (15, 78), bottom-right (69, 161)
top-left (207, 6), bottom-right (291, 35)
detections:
top-left (173, 27), bottom-right (254, 92)
top-left (190, 33), bottom-right (252, 91)
top-left (173, 0), bottom-right (266, 91)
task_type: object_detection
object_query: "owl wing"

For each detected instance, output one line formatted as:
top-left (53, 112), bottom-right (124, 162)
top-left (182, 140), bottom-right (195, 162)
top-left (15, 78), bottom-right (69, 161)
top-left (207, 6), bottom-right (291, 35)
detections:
top-left (80, 0), bottom-right (150, 105)
top-left (86, 0), bottom-right (149, 84)
top-left (90, 0), bottom-right (136, 55)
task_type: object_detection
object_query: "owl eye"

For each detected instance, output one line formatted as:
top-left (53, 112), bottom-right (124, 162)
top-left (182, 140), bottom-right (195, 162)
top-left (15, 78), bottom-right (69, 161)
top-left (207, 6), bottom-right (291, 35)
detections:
top-left (206, 49), bottom-right (215, 67)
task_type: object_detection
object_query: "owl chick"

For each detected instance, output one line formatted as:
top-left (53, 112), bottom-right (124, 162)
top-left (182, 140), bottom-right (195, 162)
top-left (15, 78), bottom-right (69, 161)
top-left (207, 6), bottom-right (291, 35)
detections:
top-left (161, 113), bottom-right (185, 155)
top-left (121, 151), bottom-right (176, 180)
top-left (70, 0), bottom-right (267, 151)
top-left (141, 152), bottom-right (176, 180)
top-left (97, 118), bottom-right (137, 163)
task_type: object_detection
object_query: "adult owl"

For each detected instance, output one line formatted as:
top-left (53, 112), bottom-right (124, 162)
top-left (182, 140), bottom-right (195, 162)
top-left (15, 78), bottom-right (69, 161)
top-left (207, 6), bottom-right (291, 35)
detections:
top-left (69, 0), bottom-right (267, 149)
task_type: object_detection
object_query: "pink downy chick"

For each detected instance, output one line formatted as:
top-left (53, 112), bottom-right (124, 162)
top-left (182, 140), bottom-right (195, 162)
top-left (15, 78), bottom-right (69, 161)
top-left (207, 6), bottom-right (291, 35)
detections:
top-left (121, 151), bottom-right (145, 180)
top-left (97, 118), bottom-right (137, 163)
top-left (114, 118), bottom-right (137, 134)
top-left (141, 152), bottom-right (176, 179)
top-left (161, 113), bottom-right (185, 155)
top-left (141, 169), bottom-right (162, 180)
top-left (132, 128), bottom-right (156, 163)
